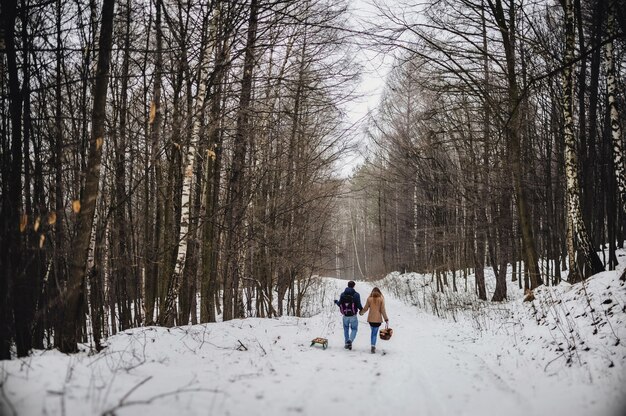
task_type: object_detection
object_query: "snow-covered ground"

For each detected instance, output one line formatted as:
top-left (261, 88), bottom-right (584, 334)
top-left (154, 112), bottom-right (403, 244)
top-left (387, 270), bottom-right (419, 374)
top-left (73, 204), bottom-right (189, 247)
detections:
top-left (2, 266), bottom-right (626, 415)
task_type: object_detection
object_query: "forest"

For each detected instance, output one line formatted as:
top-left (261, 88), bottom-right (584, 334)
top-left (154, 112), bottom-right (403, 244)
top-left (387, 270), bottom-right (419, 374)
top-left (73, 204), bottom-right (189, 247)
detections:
top-left (0, 0), bottom-right (625, 360)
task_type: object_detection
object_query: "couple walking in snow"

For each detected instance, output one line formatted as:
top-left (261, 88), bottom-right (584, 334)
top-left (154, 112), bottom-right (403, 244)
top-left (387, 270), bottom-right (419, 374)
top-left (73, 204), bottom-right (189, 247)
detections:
top-left (335, 281), bottom-right (389, 354)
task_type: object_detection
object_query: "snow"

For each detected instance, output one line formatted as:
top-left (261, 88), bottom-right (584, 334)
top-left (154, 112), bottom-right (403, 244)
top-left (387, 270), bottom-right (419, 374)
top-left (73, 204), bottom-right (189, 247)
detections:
top-left (2, 264), bottom-right (626, 415)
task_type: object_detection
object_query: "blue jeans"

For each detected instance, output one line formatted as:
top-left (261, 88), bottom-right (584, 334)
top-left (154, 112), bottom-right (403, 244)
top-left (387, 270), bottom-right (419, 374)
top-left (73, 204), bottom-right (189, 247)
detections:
top-left (343, 315), bottom-right (358, 344)
top-left (370, 325), bottom-right (380, 346)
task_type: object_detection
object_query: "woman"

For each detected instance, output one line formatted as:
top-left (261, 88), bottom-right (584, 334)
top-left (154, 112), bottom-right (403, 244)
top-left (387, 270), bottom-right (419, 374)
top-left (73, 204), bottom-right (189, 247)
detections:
top-left (359, 287), bottom-right (389, 354)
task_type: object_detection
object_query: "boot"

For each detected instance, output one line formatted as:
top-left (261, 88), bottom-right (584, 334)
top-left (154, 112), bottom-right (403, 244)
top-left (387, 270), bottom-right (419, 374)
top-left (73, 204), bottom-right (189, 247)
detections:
top-left (371, 345), bottom-right (376, 354)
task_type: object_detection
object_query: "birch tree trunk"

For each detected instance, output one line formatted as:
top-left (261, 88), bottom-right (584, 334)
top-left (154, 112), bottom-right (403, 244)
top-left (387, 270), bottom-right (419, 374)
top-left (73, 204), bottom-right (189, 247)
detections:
top-left (89, 216), bottom-right (106, 351)
top-left (604, 0), bottom-right (626, 280)
top-left (605, 1), bottom-right (626, 214)
top-left (64, 0), bottom-right (116, 353)
top-left (158, 17), bottom-right (216, 327)
top-left (562, 0), bottom-right (604, 280)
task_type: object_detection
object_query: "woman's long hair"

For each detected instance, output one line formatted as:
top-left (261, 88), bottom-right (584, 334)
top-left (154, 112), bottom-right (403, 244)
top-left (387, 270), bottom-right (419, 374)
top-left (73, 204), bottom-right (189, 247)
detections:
top-left (370, 287), bottom-right (383, 298)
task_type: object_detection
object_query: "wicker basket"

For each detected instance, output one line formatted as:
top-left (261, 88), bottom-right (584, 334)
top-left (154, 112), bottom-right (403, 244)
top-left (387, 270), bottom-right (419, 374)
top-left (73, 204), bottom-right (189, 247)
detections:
top-left (379, 325), bottom-right (393, 340)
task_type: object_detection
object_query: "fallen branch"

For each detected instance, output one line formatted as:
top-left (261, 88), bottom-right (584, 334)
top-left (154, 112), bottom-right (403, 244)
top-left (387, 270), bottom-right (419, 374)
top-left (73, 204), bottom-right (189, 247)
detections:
top-left (543, 351), bottom-right (567, 372)
top-left (119, 376), bottom-right (152, 405)
top-left (101, 386), bottom-right (222, 415)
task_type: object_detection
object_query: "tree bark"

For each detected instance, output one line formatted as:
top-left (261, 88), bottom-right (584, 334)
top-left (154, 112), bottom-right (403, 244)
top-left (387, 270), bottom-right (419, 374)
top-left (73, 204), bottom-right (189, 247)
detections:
top-left (562, 0), bottom-right (604, 280)
top-left (112, 0), bottom-right (133, 331)
top-left (488, 0), bottom-right (542, 289)
top-left (201, 20), bottom-right (229, 323)
top-left (144, 0), bottom-right (164, 325)
top-left (492, 193), bottom-right (510, 301)
top-left (0, 0), bottom-right (23, 359)
top-left (158, 10), bottom-right (217, 326)
top-left (12, 0), bottom-right (37, 357)
top-left (63, 0), bottom-right (116, 353)
top-left (223, 0), bottom-right (259, 321)
top-left (605, 1), bottom-right (626, 214)
top-left (49, 0), bottom-right (69, 350)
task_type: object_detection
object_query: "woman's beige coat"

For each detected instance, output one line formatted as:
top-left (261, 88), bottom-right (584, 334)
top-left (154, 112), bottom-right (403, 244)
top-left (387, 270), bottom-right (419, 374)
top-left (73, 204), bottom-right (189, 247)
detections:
top-left (360, 295), bottom-right (388, 323)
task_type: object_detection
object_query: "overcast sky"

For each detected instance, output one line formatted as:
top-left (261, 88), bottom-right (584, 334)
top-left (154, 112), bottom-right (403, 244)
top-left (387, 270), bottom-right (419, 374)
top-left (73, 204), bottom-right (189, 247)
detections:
top-left (338, 0), bottom-right (395, 177)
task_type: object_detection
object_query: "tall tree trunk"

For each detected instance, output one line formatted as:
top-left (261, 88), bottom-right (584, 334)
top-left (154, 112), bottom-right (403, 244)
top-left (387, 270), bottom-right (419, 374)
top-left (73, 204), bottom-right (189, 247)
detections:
top-left (378, 179), bottom-right (388, 272)
top-left (605, 1), bottom-right (626, 214)
top-left (585, 1), bottom-right (605, 246)
top-left (574, 0), bottom-right (593, 235)
top-left (474, 214), bottom-right (488, 300)
top-left (157, 7), bottom-right (189, 324)
top-left (488, 0), bottom-right (542, 288)
top-left (474, 3), bottom-right (490, 302)
top-left (89, 220), bottom-right (106, 351)
top-left (50, 0), bottom-right (68, 351)
top-left (223, 0), bottom-right (259, 321)
top-left (112, 0), bottom-right (133, 331)
top-left (492, 192), bottom-right (510, 301)
top-left (31, 122), bottom-right (47, 350)
top-left (201, 21), bottom-right (229, 323)
top-left (179, 161), bottom-right (203, 325)
top-left (562, 0), bottom-right (604, 280)
top-left (63, 0), bottom-right (116, 353)
top-left (12, 0), bottom-right (37, 357)
top-left (0, 0), bottom-right (23, 359)
top-left (158, 14), bottom-right (216, 327)
top-left (144, 0), bottom-right (164, 325)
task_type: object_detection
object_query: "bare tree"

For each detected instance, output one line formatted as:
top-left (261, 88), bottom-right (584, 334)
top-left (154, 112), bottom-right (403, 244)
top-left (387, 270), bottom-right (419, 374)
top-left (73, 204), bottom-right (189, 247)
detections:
top-left (561, 0), bottom-right (604, 280)
top-left (64, 0), bottom-right (116, 353)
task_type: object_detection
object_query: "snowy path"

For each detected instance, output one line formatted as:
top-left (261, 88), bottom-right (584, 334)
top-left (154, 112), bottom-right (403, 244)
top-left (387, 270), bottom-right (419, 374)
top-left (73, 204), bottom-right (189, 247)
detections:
top-left (249, 281), bottom-right (533, 416)
top-left (1, 278), bottom-right (624, 416)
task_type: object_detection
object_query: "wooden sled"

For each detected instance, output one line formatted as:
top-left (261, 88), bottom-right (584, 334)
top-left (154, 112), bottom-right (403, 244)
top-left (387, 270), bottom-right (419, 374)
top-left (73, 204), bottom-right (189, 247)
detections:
top-left (310, 337), bottom-right (328, 349)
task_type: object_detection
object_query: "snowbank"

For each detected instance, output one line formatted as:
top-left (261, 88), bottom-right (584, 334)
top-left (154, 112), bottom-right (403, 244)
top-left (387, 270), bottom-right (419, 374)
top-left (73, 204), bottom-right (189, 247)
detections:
top-left (1, 266), bottom-right (625, 415)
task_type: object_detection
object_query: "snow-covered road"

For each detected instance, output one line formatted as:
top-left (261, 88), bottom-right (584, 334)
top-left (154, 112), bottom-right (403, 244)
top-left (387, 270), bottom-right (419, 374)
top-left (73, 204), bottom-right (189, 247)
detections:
top-left (1, 278), bottom-right (624, 416)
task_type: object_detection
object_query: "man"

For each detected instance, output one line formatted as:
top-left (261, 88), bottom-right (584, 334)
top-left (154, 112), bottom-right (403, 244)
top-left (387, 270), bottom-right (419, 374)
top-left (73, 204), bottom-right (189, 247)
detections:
top-left (334, 281), bottom-right (363, 350)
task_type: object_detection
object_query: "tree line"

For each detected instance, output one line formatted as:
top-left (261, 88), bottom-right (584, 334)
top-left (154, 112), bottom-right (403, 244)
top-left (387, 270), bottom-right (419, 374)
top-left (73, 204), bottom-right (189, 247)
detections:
top-left (2, 0), bottom-right (625, 360)
top-left (0, 0), bottom-right (357, 358)
top-left (333, 0), bottom-right (626, 301)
